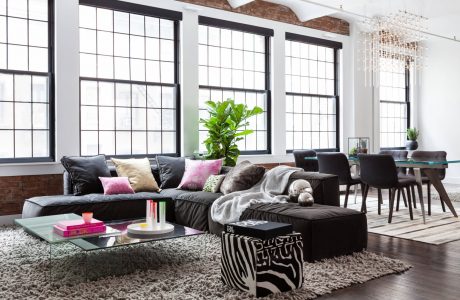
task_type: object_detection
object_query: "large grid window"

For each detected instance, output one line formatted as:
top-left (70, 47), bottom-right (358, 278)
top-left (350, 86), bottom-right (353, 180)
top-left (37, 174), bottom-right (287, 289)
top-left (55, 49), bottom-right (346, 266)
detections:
top-left (285, 34), bottom-right (340, 151)
top-left (79, 1), bottom-right (181, 157)
top-left (0, 0), bottom-right (53, 163)
top-left (379, 57), bottom-right (409, 149)
top-left (198, 18), bottom-right (272, 154)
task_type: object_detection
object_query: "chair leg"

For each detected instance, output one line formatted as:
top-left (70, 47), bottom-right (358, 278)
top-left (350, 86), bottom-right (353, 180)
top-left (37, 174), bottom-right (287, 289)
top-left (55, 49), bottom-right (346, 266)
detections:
top-left (377, 188), bottom-right (382, 215)
top-left (388, 188), bottom-right (396, 223)
top-left (401, 188), bottom-right (408, 207)
top-left (396, 188), bottom-right (401, 211)
top-left (440, 193), bottom-right (446, 212)
top-left (361, 185), bottom-right (369, 213)
top-left (406, 186), bottom-right (414, 220)
top-left (411, 185), bottom-right (417, 208)
top-left (427, 183), bottom-right (431, 216)
top-left (344, 184), bottom-right (351, 208)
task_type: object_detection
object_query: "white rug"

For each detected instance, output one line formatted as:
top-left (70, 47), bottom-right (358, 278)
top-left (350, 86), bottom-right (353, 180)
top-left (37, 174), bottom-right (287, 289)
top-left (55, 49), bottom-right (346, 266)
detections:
top-left (0, 227), bottom-right (411, 300)
top-left (344, 195), bottom-right (460, 245)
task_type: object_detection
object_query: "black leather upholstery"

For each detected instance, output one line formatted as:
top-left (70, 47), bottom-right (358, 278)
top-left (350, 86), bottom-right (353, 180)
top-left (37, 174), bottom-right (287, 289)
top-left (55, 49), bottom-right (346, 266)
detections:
top-left (409, 151), bottom-right (447, 180)
top-left (293, 149), bottom-right (318, 172)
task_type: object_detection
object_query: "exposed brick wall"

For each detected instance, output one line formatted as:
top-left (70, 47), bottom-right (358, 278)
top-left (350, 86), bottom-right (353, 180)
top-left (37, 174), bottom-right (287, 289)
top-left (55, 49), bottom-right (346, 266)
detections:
top-left (0, 174), bottom-right (62, 216)
top-left (178, 0), bottom-right (349, 35)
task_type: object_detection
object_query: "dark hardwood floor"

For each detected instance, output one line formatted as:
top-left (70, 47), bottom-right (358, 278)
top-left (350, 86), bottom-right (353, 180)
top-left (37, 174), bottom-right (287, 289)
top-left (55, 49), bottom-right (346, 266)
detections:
top-left (321, 185), bottom-right (460, 300)
top-left (320, 233), bottom-right (460, 300)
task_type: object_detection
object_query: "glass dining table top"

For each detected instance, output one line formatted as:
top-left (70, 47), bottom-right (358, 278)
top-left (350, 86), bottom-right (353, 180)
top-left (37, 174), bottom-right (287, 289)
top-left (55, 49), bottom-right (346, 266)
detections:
top-left (305, 156), bottom-right (460, 166)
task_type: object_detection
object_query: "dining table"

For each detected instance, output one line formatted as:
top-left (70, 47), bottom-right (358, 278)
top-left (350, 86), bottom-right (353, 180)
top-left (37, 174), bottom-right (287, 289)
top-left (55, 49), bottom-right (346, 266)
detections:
top-left (305, 156), bottom-right (460, 224)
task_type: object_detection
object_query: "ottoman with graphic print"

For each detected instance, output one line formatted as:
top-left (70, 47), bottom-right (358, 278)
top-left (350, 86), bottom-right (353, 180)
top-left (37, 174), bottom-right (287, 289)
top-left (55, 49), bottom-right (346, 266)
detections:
top-left (220, 232), bottom-right (304, 297)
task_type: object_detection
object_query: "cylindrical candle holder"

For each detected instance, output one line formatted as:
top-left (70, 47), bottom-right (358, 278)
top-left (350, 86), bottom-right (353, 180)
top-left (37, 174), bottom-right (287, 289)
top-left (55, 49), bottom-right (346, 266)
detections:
top-left (159, 201), bottom-right (166, 226)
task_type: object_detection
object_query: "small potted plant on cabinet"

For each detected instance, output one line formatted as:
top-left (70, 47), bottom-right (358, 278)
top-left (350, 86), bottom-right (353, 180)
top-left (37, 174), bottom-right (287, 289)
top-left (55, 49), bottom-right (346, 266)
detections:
top-left (406, 128), bottom-right (419, 150)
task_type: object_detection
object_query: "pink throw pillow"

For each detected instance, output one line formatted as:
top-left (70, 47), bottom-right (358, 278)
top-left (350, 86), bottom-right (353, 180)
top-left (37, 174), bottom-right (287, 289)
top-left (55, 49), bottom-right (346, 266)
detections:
top-left (178, 159), bottom-right (223, 190)
top-left (99, 177), bottom-right (135, 195)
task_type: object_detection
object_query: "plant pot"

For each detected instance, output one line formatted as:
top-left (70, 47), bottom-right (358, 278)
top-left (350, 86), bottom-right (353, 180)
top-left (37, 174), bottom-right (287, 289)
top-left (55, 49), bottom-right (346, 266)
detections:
top-left (406, 140), bottom-right (418, 150)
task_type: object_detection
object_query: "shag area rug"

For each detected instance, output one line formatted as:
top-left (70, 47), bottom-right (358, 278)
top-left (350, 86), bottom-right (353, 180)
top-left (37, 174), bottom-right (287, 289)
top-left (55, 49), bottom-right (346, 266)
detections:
top-left (0, 227), bottom-right (410, 300)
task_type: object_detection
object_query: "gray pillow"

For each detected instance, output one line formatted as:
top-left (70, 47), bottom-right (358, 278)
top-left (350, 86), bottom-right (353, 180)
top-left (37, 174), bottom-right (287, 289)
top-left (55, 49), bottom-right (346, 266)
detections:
top-left (220, 161), bottom-right (265, 194)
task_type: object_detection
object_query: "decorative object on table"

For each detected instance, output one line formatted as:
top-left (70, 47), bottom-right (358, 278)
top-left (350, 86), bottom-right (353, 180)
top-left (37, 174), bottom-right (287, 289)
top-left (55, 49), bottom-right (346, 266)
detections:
top-left (221, 232), bottom-right (304, 297)
top-left (127, 200), bottom-right (174, 235)
top-left (199, 99), bottom-right (263, 166)
top-left (288, 179), bottom-right (313, 202)
top-left (60, 155), bottom-right (111, 195)
top-left (98, 177), bottom-right (135, 195)
top-left (111, 158), bottom-right (160, 192)
top-left (53, 217), bottom-right (106, 237)
top-left (406, 127), bottom-right (420, 150)
top-left (224, 220), bottom-right (293, 240)
top-left (219, 160), bottom-right (265, 194)
top-left (177, 159), bottom-right (223, 190)
top-left (348, 137), bottom-right (370, 157)
top-left (203, 174), bottom-right (226, 193)
top-left (298, 192), bottom-right (314, 206)
top-left (82, 212), bottom-right (93, 223)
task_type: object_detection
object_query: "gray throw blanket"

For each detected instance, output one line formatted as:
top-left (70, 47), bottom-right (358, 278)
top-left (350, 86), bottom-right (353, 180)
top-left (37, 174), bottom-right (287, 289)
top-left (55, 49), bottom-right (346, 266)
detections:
top-left (210, 165), bottom-right (302, 225)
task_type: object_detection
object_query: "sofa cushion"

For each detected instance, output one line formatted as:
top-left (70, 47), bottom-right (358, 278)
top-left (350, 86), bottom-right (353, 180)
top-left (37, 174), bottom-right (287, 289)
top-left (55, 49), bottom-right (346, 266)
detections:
top-left (61, 155), bottom-right (111, 195)
top-left (156, 156), bottom-right (185, 189)
top-left (178, 159), bottom-right (223, 190)
top-left (220, 160), bottom-right (265, 194)
top-left (159, 188), bottom-right (190, 200)
top-left (111, 157), bottom-right (160, 192)
top-left (22, 193), bottom-right (173, 222)
top-left (174, 191), bottom-right (222, 231)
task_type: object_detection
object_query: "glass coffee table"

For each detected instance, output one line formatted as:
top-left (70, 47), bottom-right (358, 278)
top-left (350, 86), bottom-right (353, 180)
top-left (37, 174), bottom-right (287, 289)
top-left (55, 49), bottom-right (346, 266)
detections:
top-left (15, 213), bottom-right (205, 282)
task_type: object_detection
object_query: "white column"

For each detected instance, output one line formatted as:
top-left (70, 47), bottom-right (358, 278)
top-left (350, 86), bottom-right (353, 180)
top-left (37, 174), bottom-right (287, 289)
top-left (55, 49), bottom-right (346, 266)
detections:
top-left (180, 11), bottom-right (199, 156)
top-left (55, 0), bottom-right (80, 159)
top-left (271, 28), bottom-right (286, 155)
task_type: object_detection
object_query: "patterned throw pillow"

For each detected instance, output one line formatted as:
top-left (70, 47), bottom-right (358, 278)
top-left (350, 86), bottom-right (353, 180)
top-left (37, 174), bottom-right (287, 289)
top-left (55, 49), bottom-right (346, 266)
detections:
top-left (203, 174), bottom-right (226, 193)
top-left (178, 159), bottom-right (223, 190)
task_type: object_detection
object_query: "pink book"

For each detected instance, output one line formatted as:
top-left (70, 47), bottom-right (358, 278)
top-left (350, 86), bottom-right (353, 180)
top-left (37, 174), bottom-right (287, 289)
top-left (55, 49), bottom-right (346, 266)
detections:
top-left (53, 224), bottom-right (106, 237)
top-left (56, 219), bottom-right (104, 230)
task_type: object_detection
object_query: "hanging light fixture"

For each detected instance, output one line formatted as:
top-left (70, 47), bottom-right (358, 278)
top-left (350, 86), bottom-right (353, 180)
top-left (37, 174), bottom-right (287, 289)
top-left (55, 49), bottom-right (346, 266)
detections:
top-left (360, 10), bottom-right (428, 86)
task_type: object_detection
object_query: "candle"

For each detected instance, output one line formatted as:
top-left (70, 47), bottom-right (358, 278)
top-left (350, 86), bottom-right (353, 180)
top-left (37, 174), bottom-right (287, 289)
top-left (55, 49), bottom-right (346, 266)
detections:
top-left (82, 212), bottom-right (93, 224)
top-left (159, 201), bottom-right (166, 226)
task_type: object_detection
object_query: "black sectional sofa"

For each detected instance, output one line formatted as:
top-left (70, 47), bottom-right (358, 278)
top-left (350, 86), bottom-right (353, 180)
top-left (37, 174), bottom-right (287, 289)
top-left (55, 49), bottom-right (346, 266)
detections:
top-left (22, 163), bottom-right (367, 262)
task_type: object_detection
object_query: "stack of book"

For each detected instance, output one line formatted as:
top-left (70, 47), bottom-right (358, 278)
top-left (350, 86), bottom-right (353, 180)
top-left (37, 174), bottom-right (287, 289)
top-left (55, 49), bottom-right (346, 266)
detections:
top-left (224, 220), bottom-right (293, 240)
top-left (53, 218), bottom-right (106, 237)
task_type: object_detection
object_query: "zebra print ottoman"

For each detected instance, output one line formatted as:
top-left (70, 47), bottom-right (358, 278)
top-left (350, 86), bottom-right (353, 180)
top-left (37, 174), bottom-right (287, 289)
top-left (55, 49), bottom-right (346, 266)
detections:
top-left (221, 232), bottom-right (304, 297)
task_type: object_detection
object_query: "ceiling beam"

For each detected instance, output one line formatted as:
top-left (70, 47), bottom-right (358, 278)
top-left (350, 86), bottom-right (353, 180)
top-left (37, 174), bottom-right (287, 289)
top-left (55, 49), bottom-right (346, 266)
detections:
top-left (227, 0), bottom-right (254, 9)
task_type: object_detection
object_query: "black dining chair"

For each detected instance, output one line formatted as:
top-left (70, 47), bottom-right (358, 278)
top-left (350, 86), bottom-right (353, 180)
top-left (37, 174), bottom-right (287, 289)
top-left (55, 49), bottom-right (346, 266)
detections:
top-left (407, 151), bottom-right (448, 215)
top-left (379, 150), bottom-right (410, 210)
top-left (317, 153), bottom-right (363, 208)
top-left (358, 154), bottom-right (417, 223)
top-left (293, 149), bottom-right (318, 172)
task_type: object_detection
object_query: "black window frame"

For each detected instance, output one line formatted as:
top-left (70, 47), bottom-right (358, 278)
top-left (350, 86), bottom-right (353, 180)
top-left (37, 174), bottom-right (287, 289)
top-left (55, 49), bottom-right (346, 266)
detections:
top-left (285, 32), bottom-right (341, 154)
top-left (0, 0), bottom-right (55, 164)
top-left (198, 16), bottom-right (273, 155)
top-left (379, 58), bottom-right (411, 151)
top-left (78, 0), bottom-right (182, 159)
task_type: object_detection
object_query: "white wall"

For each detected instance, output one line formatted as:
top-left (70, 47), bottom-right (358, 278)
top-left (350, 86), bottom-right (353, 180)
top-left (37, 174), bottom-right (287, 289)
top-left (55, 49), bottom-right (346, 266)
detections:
top-left (0, 0), bottom-right (358, 176)
top-left (418, 15), bottom-right (460, 183)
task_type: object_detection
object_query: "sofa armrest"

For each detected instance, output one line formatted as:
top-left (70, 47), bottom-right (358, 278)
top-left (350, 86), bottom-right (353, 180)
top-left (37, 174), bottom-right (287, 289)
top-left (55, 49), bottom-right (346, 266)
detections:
top-left (286, 171), bottom-right (340, 206)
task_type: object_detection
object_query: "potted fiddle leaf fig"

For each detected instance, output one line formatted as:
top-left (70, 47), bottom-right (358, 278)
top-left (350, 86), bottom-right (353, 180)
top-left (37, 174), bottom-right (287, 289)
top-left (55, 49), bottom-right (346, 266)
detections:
top-left (200, 99), bottom-right (263, 166)
top-left (406, 127), bottom-right (420, 150)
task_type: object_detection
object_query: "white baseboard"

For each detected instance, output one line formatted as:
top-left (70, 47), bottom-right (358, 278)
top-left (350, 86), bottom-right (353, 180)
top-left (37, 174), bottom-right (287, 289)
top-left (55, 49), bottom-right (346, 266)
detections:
top-left (0, 214), bottom-right (21, 225)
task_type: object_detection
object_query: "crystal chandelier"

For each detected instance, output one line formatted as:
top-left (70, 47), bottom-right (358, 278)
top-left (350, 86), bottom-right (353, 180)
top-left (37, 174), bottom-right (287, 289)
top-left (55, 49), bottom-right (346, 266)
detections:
top-left (360, 10), bottom-right (427, 86)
